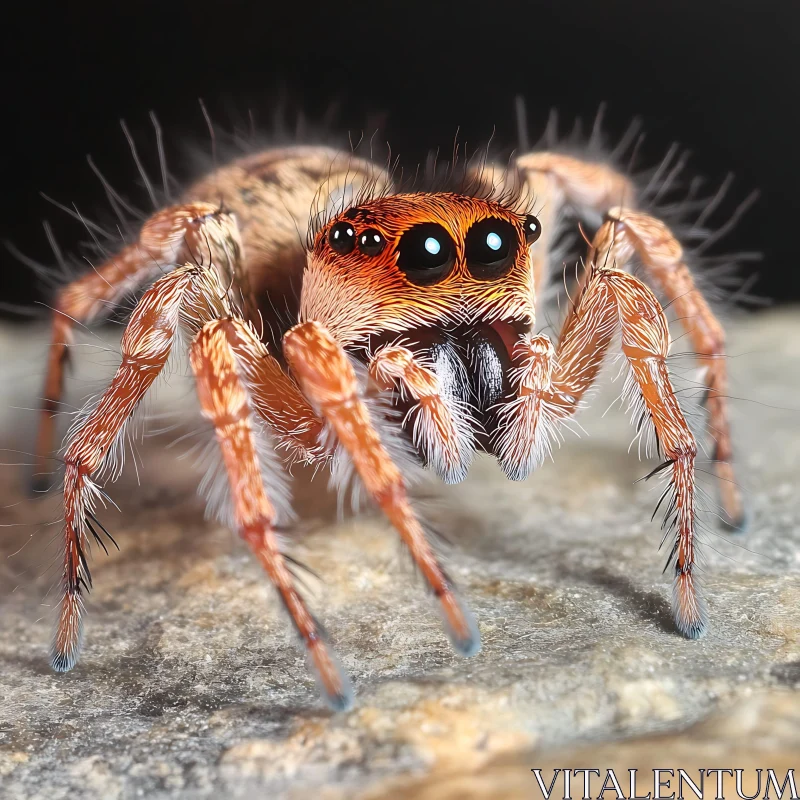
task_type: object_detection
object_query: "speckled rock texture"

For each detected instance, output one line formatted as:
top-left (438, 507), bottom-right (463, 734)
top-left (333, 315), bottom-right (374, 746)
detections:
top-left (0, 309), bottom-right (798, 799)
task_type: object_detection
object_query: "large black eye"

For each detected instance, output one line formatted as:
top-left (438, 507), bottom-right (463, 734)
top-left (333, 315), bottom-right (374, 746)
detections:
top-left (524, 214), bottom-right (541, 244)
top-left (328, 221), bottom-right (355, 254)
top-left (396, 223), bottom-right (456, 285)
top-left (358, 228), bottom-right (386, 256)
top-left (464, 217), bottom-right (518, 279)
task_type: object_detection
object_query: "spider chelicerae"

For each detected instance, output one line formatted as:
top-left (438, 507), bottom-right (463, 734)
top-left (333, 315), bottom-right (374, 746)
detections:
top-left (27, 116), bottom-right (747, 710)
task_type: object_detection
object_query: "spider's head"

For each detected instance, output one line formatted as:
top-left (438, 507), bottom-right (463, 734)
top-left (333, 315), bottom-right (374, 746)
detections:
top-left (301, 193), bottom-right (542, 345)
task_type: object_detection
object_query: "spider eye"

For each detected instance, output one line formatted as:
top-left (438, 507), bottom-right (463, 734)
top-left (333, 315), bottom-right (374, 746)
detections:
top-left (396, 222), bottom-right (456, 285)
top-left (358, 228), bottom-right (386, 256)
top-left (328, 221), bottom-right (356, 254)
top-left (464, 217), bottom-right (518, 279)
top-left (523, 214), bottom-right (541, 244)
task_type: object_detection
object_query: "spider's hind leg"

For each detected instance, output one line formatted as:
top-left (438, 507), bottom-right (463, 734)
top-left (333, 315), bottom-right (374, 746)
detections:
top-left (52, 244), bottom-right (347, 706)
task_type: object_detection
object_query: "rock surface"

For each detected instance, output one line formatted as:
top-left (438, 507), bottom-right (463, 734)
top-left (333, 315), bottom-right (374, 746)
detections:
top-left (0, 309), bottom-right (798, 799)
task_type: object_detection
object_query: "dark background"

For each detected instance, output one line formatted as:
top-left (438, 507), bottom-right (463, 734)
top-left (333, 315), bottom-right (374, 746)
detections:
top-left (2, 0), bottom-right (798, 313)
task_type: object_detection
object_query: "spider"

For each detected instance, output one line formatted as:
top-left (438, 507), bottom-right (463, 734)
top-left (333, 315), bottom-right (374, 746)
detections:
top-left (28, 130), bottom-right (744, 711)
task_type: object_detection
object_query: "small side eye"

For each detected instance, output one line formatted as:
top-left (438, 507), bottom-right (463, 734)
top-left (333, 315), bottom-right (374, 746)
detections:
top-left (465, 217), bottom-right (518, 279)
top-left (328, 221), bottom-right (356, 254)
top-left (396, 222), bottom-right (456, 285)
top-left (358, 228), bottom-right (386, 256)
top-left (523, 214), bottom-right (541, 244)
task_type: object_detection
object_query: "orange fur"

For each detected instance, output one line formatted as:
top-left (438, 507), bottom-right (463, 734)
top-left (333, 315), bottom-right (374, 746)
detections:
top-left (302, 193), bottom-right (537, 344)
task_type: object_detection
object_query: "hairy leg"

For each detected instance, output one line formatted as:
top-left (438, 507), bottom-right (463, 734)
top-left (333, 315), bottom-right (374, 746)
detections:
top-left (590, 208), bottom-right (742, 527)
top-left (52, 259), bottom-right (332, 672)
top-left (494, 261), bottom-right (704, 637)
top-left (602, 268), bottom-right (703, 636)
top-left (191, 319), bottom-right (350, 709)
top-left (53, 264), bottom-right (231, 671)
top-left (35, 203), bottom-right (241, 490)
top-left (284, 321), bottom-right (480, 657)
top-left (369, 342), bottom-right (474, 484)
top-left (222, 320), bottom-right (328, 466)
top-left (514, 153), bottom-right (741, 526)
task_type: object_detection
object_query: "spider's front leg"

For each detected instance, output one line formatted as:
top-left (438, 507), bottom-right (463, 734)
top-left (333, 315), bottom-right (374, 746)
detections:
top-left (284, 322), bottom-right (480, 657)
top-left (513, 153), bottom-right (743, 528)
top-left (190, 319), bottom-right (351, 709)
top-left (495, 263), bottom-right (704, 637)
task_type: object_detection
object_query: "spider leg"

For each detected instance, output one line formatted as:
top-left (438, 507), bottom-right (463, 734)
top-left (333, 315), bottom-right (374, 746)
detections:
top-left (284, 321), bottom-right (480, 657)
top-left (35, 203), bottom-right (241, 492)
top-left (190, 318), bottom-right (351, 710)
top-left (369, 343), bottom-right (474, 484)
top-left (494, 256), bottom-right (703, 637)
top-left (53, 263), bottom-right (232, 671)
top-left (590, 208), bottom-right (743, 528)
top-left (597, 266), bottom-right (704, 638)
top-left (514, 153), bottom-right (742, 527)
top-left (226, 323), bottom-right (328, 466)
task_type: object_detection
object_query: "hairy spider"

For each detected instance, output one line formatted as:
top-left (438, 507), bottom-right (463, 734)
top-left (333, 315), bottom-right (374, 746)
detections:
top-left (29, 125), bottom-right (745, 710)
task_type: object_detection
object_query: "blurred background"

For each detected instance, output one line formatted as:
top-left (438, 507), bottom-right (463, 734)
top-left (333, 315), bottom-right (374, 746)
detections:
top-left (1, 0), bottom-right (798, 311)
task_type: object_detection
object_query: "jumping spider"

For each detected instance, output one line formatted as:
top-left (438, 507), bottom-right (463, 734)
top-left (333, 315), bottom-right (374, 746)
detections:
top-left (30, 127), bottom-right (744, 710)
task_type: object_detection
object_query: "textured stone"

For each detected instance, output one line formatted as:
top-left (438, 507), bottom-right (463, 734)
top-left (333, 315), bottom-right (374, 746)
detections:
top-left (0, 308), bottom-right (798, 799)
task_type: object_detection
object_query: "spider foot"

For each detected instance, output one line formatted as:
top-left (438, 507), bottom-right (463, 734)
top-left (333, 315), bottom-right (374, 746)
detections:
top-left (50, 590), bottom-right (85, 672)
top-left (306, 636), bottom-right (354, 712)
top-left (437, 588), bottom-right (481, 658)
top-left (715, 459), bottom-right (749, 533)
top-left (671, 571), bottom-right (708, 640)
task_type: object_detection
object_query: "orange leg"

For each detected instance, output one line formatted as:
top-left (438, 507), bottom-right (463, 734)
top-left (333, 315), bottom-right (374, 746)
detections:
top-left (53, 264), bottom-right (232, 671)
top-left (52, 261), bottom-right (329, 672)
top-left (494, 259), bottom-right (704, 637)
top-left (223, 320), bottom-right (328, 466)
top-left (590, 208), bottom-right (743, 528)
top-left (515, 153), bottom-right (741, 528)
top-left (602, 268), bottom-right (703, 637)
top-left (284, 321), bottom-right (480, 657)
top-left (369, 343), bottom-right (474, 484)
top-left (191, 319), bottom-right (351, 710)
top-left (34, 203), bottom-right (241, 491)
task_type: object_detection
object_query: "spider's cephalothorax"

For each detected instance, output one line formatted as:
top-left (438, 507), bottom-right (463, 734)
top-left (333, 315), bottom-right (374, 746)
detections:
top-left (33, 143), bottom-right (741, 710)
